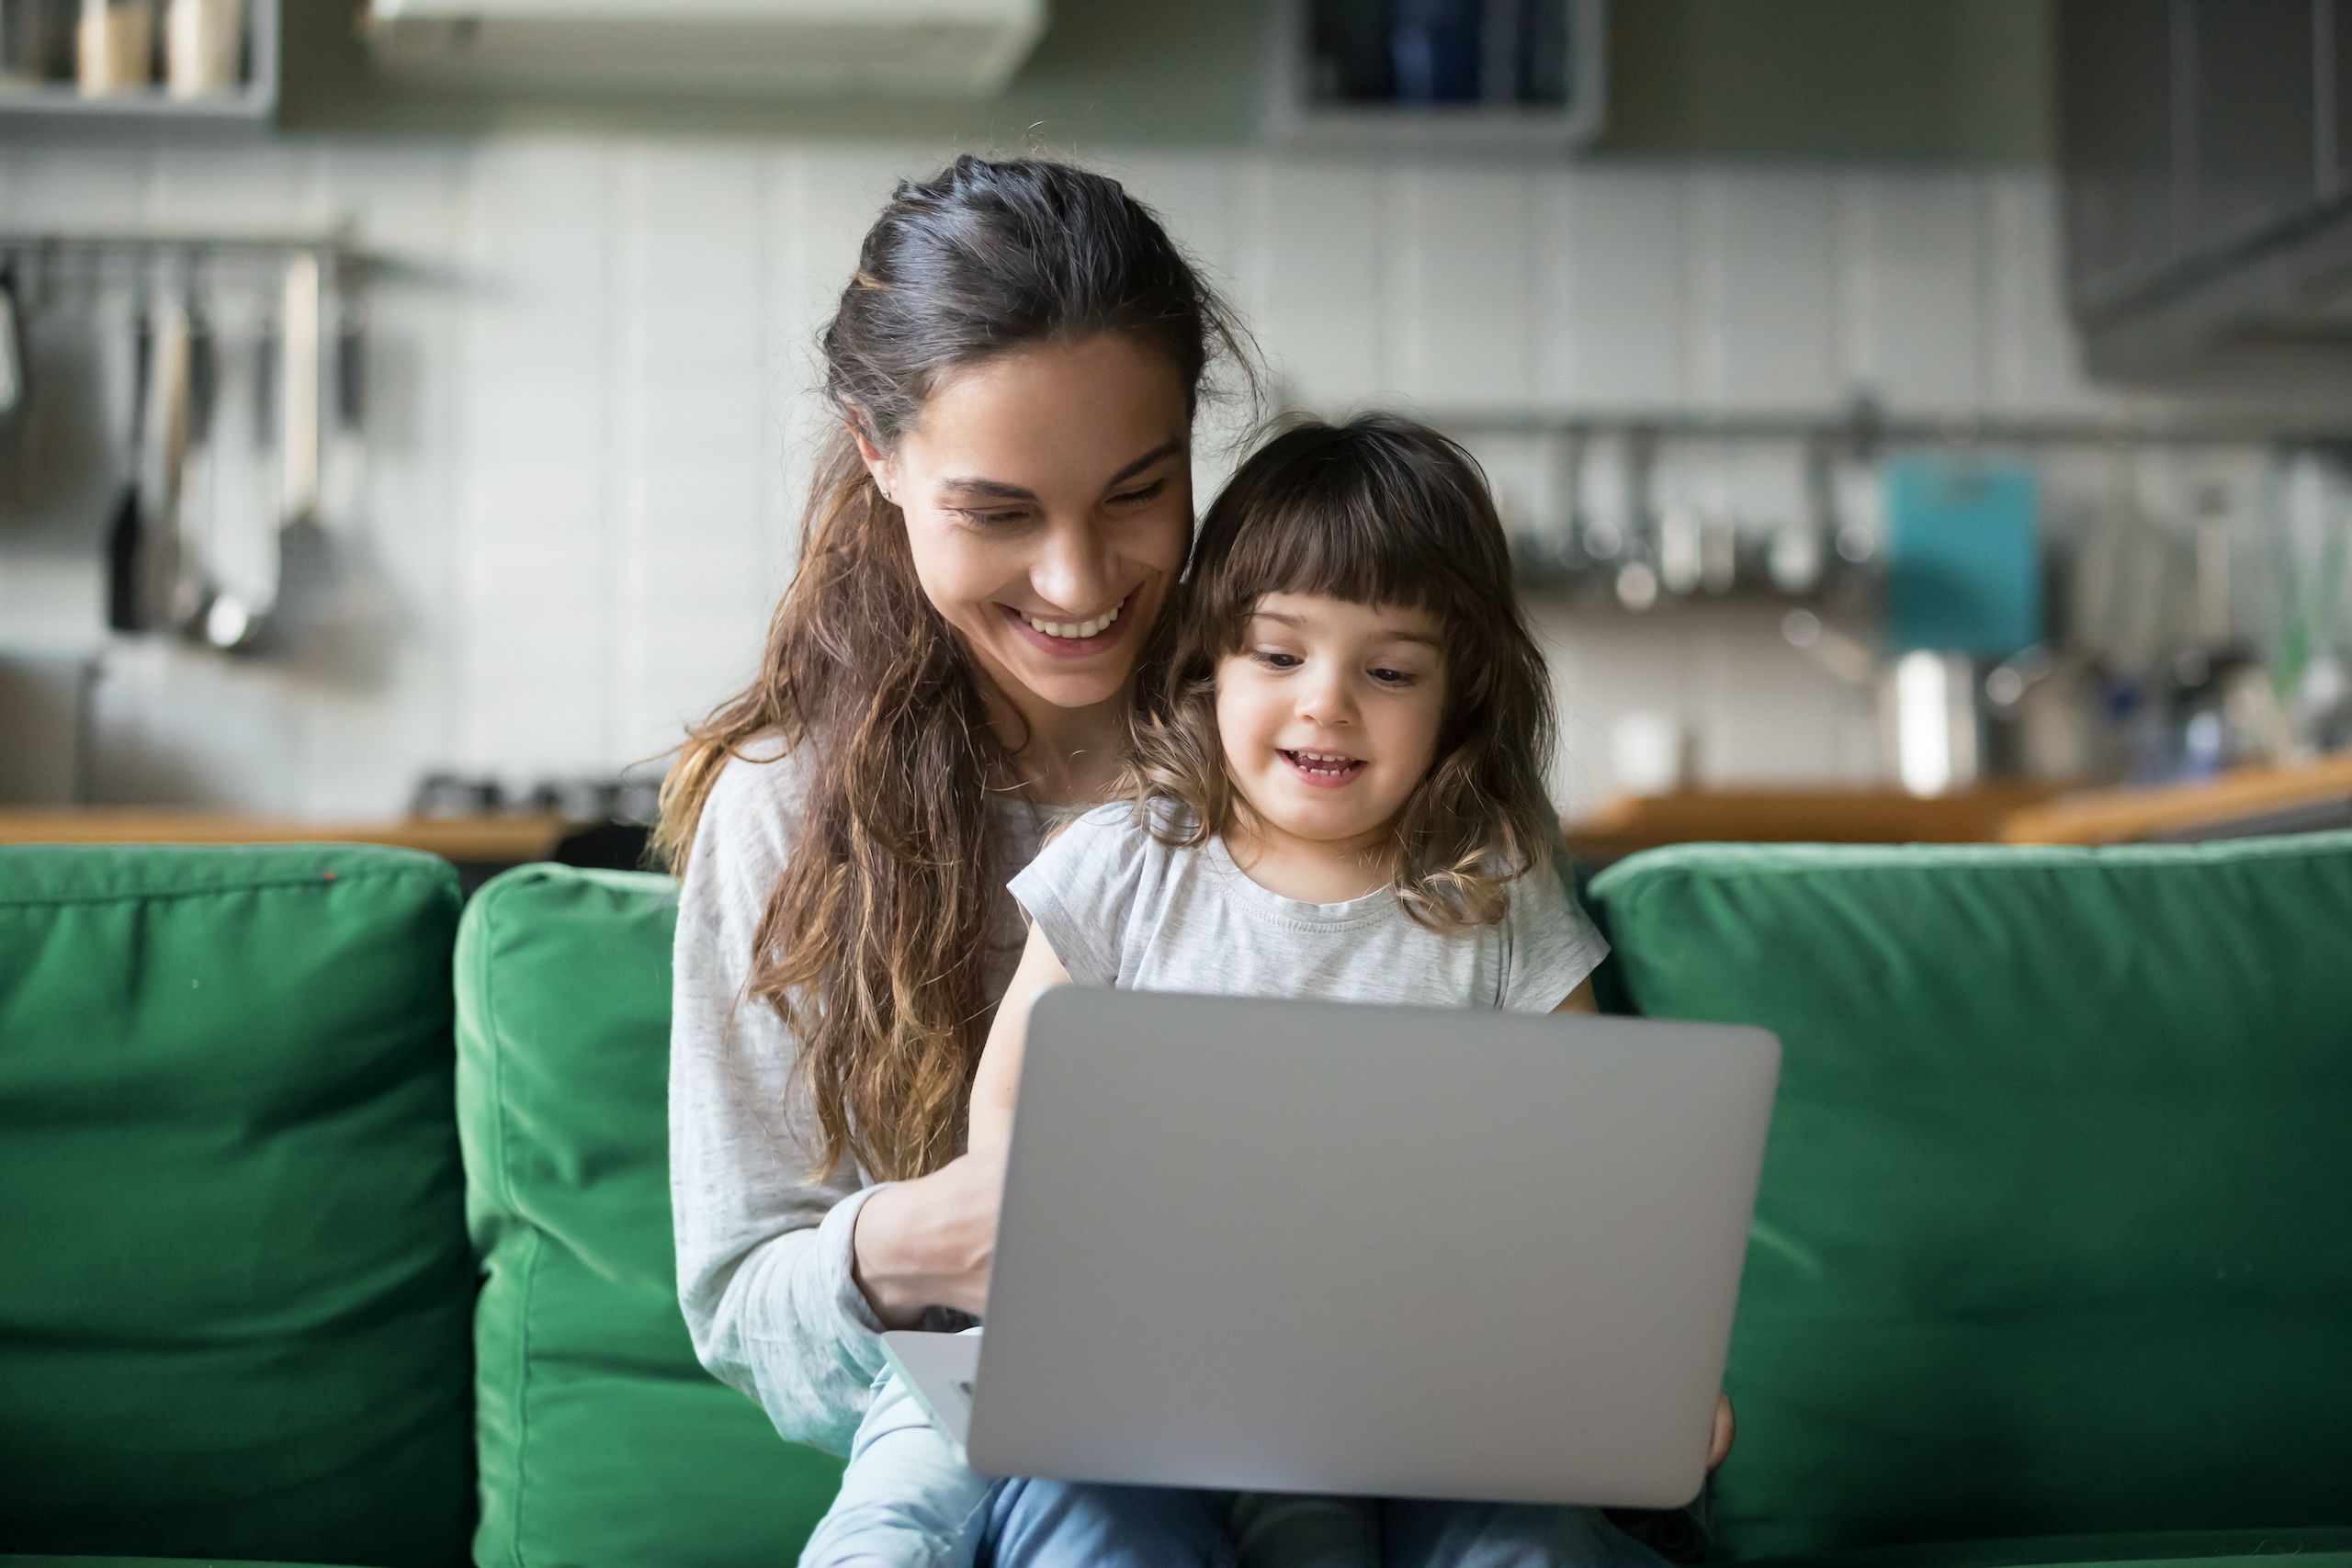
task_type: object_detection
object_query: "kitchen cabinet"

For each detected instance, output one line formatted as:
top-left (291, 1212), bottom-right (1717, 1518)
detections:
top-left (2182, 0), bottom-right (2318, 257)
top-left (2335, 0), bottom-right (2352, 195)
top-left (2054, 0), bottom-right (2352, 372)
top-left (2056, 0), bottom-right (2176, 313)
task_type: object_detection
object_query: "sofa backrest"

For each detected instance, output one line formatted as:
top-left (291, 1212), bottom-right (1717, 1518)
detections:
top-left (1588, 833), bottom-right (2352, 1561)
top-left (455, 864), bottom-right (842, 1567)
top-left (0, 845), bottom-right (476, 1565)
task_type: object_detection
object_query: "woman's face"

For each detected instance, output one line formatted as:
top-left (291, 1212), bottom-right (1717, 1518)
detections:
top-left (866, 333), bottom-right (1193, 720)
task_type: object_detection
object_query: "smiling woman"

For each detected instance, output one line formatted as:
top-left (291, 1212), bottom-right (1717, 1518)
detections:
top-left (858, 334), bottom-right (1194, 741)
top-left (651, 155), bottom-right (1255, 1567)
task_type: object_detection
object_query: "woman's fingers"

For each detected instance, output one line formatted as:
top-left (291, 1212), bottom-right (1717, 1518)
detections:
top-left (1706, 1393), bottom-right (1735, 1470)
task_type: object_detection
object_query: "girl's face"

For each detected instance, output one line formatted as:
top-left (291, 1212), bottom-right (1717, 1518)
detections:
top-left (1215, 592), bottom-right (1449, 857)
top-left (867, 333), bottom-right (1193, 723)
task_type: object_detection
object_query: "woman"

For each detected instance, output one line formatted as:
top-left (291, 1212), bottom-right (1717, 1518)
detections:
top-left (660, 155), bottom-right (1716, 1566)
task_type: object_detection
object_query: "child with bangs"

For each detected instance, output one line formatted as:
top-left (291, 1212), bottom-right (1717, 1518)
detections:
top-left (803, 413), bottom-right (1702, 1568)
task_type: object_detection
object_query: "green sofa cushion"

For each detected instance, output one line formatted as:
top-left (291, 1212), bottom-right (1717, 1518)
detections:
top-left (0, 846), bottom-right (473, 1566)
top-left (1746, 1525), bottom-right (2352, 1568)
top-left (0, 1560), bottom-right (371, 1567)
top-left (1587, 837), bottom-right (2352, 1562)
top-left (456, 865), bottom-right (843, 1568)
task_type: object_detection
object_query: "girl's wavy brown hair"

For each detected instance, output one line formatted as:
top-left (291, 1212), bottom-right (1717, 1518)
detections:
top-left (1122, 413), bottom-right (1560, 932)
top-left (652, 156), bottom-right (1249, 1183)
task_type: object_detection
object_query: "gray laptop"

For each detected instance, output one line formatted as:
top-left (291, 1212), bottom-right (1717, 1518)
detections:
top-left (883, 987), bottom-right (1780, 1509)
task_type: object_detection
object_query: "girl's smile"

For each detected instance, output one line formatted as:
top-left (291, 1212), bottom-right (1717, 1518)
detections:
top-left (1278, 749), bottom-right (1367, 787)
top-left (1216, 592), bottom-right (1448, 889)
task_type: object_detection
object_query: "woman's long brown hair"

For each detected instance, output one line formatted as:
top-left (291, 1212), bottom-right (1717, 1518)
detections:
top-left (1122, 414), bottom-right (1563, 932)
top-left (653, 157), bottom-right (1248, 1183)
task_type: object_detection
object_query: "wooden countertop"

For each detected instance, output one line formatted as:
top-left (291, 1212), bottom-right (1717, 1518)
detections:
top-left (1997, 751), bottom-right (2352, 845)
top-left (13, 754), bottom-right (2351, 868)
top-left (0, 809), bottom-right (572, 863)
top-left (1563, 784), bottom-right (2071, 861)
top-left (1565, 753), bottom-right (2352, 856)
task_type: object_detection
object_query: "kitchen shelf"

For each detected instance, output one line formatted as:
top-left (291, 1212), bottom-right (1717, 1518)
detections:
top-left (0, 80), bottom-right (269, 117)
top-left (0, 0), bottom-right (279, 135)
top-left (1263, 0), bottom-right (1607, 155)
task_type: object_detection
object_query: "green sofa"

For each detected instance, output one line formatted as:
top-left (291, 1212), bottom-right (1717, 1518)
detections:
top-left (2, 834), bottom-right (2346, 1568)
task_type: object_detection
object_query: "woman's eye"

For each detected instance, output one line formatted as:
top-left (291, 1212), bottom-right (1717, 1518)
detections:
top-left (1108, 479), bottom-right (1170, 508)
top-left (955, 508), bottom-right (1028, 527)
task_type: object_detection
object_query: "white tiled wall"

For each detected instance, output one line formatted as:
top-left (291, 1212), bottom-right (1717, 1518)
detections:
top-left (0, 137), bottom-right (2244, 814)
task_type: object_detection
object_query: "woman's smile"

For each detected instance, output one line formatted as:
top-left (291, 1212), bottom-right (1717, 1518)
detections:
top-left (998, 587), bottom-right (1139, 659)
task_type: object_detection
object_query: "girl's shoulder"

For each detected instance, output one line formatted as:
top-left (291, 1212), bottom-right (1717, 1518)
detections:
top-left (1056, 796), bottom-right (1197, 847)
top-left (1021, 797), bottom-right (1205, 906)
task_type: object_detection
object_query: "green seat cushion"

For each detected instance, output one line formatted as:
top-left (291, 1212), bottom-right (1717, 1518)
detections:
top-left (0, 847), bottom-right (473, 1566)
top-left (1588, 837), bottom-right (2352, 1561)
top-left (0, 1560), bottom-right (372, 1566)
top-left (456, 865), bottom-right (842, 1567)
top-left (1745, 1525), bottom-right (2352, 1568)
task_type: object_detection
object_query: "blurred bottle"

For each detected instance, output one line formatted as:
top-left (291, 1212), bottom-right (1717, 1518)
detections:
top-left (1390, 0), bottom-right (1481, 102)
top-left (164, 0), bottom-right (238, 96)
top-left (75, 0), bottom-right (153, 94)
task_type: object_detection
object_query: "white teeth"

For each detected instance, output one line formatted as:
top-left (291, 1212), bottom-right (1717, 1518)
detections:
top-left (1025, 603), bottom-right (1122, 639)
top-left (1286, 750), bottom-right (1360, 773)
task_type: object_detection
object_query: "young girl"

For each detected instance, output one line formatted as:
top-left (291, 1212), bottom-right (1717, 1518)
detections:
top-left (802, 414), bottom-right (1655, 1568)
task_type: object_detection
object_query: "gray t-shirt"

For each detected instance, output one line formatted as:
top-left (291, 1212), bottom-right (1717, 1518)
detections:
top-left (669, 737), bottom-right (1060, 1457)
top-left (1010, 803), bottom-right (1608, 1013)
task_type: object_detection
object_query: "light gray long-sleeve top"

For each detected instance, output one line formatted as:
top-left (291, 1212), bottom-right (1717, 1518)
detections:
top-left (667, 738), bottom-right (1052, 1457)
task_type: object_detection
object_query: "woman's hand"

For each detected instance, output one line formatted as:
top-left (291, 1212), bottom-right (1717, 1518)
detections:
top-left (849, 1144), bottom-right (1008, 1325)
top-left (1707, 1393), bottom-right (1735, 1470)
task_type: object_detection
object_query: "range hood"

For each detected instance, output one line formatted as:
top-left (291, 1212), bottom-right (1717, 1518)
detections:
top-left (364, 0), bottom-right (1047, 98)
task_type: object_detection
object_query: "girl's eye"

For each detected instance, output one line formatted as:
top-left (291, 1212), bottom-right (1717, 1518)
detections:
top-left (1108, 479), bottom-right (1170, 508)
top-left (1253, 650), bottom-right (1302, 670)
top-left (1370, 667), bottom-right (1417, 686)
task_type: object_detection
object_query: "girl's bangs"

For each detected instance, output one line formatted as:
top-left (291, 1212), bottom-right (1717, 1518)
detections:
top-left (1206, 489), bottom-right (1451, 636)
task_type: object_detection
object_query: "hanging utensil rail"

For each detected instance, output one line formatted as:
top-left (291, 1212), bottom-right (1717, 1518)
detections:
top-left (0, 228), bottom-right (368, 287)
top-left (1430, 397), bottom-right (2352, 453)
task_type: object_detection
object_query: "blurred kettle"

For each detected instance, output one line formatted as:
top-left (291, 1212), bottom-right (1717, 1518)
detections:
top-left (1784, 611), bottom-right (1984, 796)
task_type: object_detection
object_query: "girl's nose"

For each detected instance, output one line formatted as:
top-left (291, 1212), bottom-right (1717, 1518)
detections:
top-left (1031, 518), bottom-right (1114, 612)
top-left (1297, 667), bottom-right (1357, 728)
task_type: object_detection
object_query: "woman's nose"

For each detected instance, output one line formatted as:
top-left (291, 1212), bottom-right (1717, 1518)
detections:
top-left (1031, 518), bottom-right (1114, 612)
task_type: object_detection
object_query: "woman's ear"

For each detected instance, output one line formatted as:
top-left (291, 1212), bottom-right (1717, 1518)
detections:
top-left (845, 415), bottom-right (895, 503)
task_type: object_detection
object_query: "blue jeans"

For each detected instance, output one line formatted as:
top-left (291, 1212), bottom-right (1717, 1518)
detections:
top-left (980, 1486), bottom-right (1666, 1567)
top-left (800, 1342), bottom-right (1674, 1567)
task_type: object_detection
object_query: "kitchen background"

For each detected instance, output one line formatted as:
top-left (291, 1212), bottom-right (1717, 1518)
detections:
top-left (5, 0), bottom-right (2351, 853)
